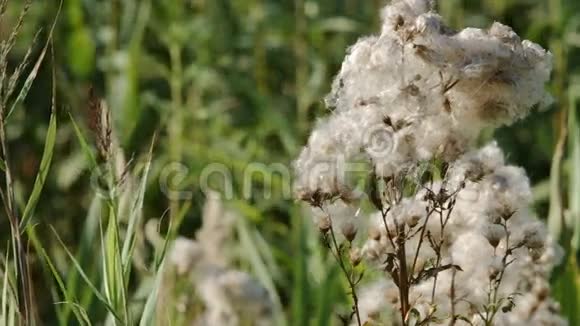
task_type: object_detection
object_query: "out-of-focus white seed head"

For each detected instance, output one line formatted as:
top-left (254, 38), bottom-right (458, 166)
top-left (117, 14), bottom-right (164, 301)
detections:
top-left (317, 215), bottom-right (331, 234)
top-left (342, 221), bottom-right (358, 242)
top-left (523, 223), bottom-right (547, 249)
top-left (488, 258), bottom-right (503, 280)
top-left (350, 247), bottom-right (363, 266)
top-left (484, 224), bottom-right (506, 248)
top-left (294, 1), bottom-right (563, 324)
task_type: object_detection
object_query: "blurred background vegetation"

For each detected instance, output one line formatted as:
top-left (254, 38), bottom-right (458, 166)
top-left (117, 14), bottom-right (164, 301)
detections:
top-left (0, 0), bottom-right (579, 324)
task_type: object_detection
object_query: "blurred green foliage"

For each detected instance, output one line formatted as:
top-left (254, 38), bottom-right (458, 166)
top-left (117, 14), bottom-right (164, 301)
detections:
top-left (1, 0), bottom-right (579, 324)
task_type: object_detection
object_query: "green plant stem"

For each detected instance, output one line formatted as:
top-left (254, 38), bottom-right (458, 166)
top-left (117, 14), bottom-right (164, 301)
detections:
top-left (327, 225), bottom-right (361, 326)
top-left (169, 42), bottom-right (184, 222)
top-left (0, 108), bottom-right (33, 324)
top-left (294, 0), bottom-right (308, 133)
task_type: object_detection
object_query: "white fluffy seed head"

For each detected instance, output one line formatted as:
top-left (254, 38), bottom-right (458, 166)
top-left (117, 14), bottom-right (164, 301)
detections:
top-left (483, 223), bottom-right (506, 248)
top-left (295, 1), bottom-right (562, 324)
top-left (294, 0), bottom-right (551, 198)
top-left (523, 222), bottom-right (547, 249)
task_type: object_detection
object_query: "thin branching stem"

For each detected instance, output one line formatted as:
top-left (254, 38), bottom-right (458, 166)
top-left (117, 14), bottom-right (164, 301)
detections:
top-left (410, 206), bottom-right (436, 277)
top-left (319, 205), bottom-right (362, 326)
top-left (0, 106), bottom-right (33, 324)
top-left (328, 225), bottom-right (362, 326)
top-left (395, 224), bottom-right (410, 325)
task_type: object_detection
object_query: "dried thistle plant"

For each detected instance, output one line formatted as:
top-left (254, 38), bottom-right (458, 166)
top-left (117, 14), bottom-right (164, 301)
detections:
top-left (294, 1), bottom-right (565, 325)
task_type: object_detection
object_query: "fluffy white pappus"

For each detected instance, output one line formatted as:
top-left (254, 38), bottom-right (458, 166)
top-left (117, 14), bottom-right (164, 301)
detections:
top-left (497, 289), bottom-right (567, 326)
top-left (164, 194), bottom-right (274, 326)
top-left (296, 0), bottom-right (551, 201)
top-left (196, 267), bottom-right (273, 326)
top-left (484, 166), bottom-right (533, 209)
top-left (381, 0), bottom-right (434, 29)
top-left (295, 1), bottom-right (562, 324)
top-left (356, 280), bottom-right (399, 325)
top-left (362, 211), bottom-right (397, 265)
top-left (168, 237), bottom-right (204, 275)
top-left (197, 191), bottom-right (236, 266)
top-left (446, 141), bottom-right (505, 188)
top-left (294, 107), bottom-right (388, 199)
top-left (388, 198), bottom-right (428, 228)
top-left (447, 159), bottom-right (533, 235)
top-left (309, 200), bottom-right (365, 237)
top-left (448, 231), bottom-right (496, 305)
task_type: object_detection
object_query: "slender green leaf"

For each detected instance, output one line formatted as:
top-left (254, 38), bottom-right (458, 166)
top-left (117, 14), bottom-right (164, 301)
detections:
top-left (26, 225), bottom-right (88, 325)
top-left (122, 137), bottom-right (154, 278)
top-left (568, 83), bottom-right (580, 251)
top-left (138, 261), bottom-right (165, 326)
top-left (552, 255), bottom-right (580, 326)
top-left (236, 212), bottom-right (286, 326)
top-left (69, 113), bottom-right (98, 169)
top-left (1, 244), bottom-right (11, 326)
top-left (291, 210), bottom-right (309, 326)
top-left (19, 64), bottom-right (58, 229)
top-left (62, 196), bottom-right (102, 323)
top-left (4, 1), bottom-right (62, 121)
top-left (315, 266), bottom-right (340, 326)
top-left (102, 203), bottom-right (128, 323)
top-left (51, 226), bottom-right (123, 323)
top-left (548, 118), bottom-right (566, 239)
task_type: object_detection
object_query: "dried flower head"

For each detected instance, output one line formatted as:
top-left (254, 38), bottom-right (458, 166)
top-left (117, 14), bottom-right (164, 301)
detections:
top-left (341, 222), bottom-right (358, 243)
top-left (484, 224), bottom-right (506, 248)
top-left (318, 215), bottom-right (332, 234)
top-left (523, 223), bottom-right (546, 249)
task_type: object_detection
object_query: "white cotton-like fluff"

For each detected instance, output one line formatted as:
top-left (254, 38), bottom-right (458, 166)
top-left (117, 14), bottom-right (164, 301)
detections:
top-left (164, 193), bottom-right (273, 326)
top-left (168, 237), bottom-right (203, 275)
top-left (409, 146), bottom-right (563, 324)
top-left (195, 267), bottom-right (272, 326)
top-left (357, 280), bottom-right (399, 324)
top-left (296, 1), bottom-right (564, 324)
top-left (311, 198), bottom-right (363, 228)
top-left (293, 0), bottom-right (551, 200)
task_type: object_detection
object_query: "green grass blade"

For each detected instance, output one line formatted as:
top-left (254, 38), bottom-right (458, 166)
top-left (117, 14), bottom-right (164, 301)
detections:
top-left (62, 196), bottom-right (102, 322)
top-left (68, 113), bottom-right (98, 169)
top-left (547, 118), bottom-right (566, 240)
top-left (102, 202), bottom-right (128, 323)
top-left (0, 159), bottom-right (5, 172)
top-left (552, 256), bottom-right (580, 326)
top-left (121, 138), bottom-right (154, 278)
top-left (1, 244), bottom-right (11, 326)
top-left (568, 83), bottom-right (580, 251)
top-left (138, 261), bottom-right (165, 326)
top-left (4, 1), bottom-right (62, 121)
top-left (235, 208), bottom-right (286, 326)
top-left (315, 266), bottom-right (339, 326)
top-left (19, 44), bottom-right (58, 229)
top-left (26, 225), bottom-right (87, 325)
top-left (53, 302), bottom-right (91, 326)
top-left (51, 226), bottom-right (123, 323)
top-left (19, 105), bottom-right (57, 229)
top-left (139, 208), bottom-right (173, 325)
top-left (291, 209), bottom-right (309, 326)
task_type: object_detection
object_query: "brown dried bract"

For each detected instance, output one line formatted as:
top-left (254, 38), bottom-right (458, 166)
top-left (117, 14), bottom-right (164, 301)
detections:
top-left (87, 86), bottom-right (112, 162)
